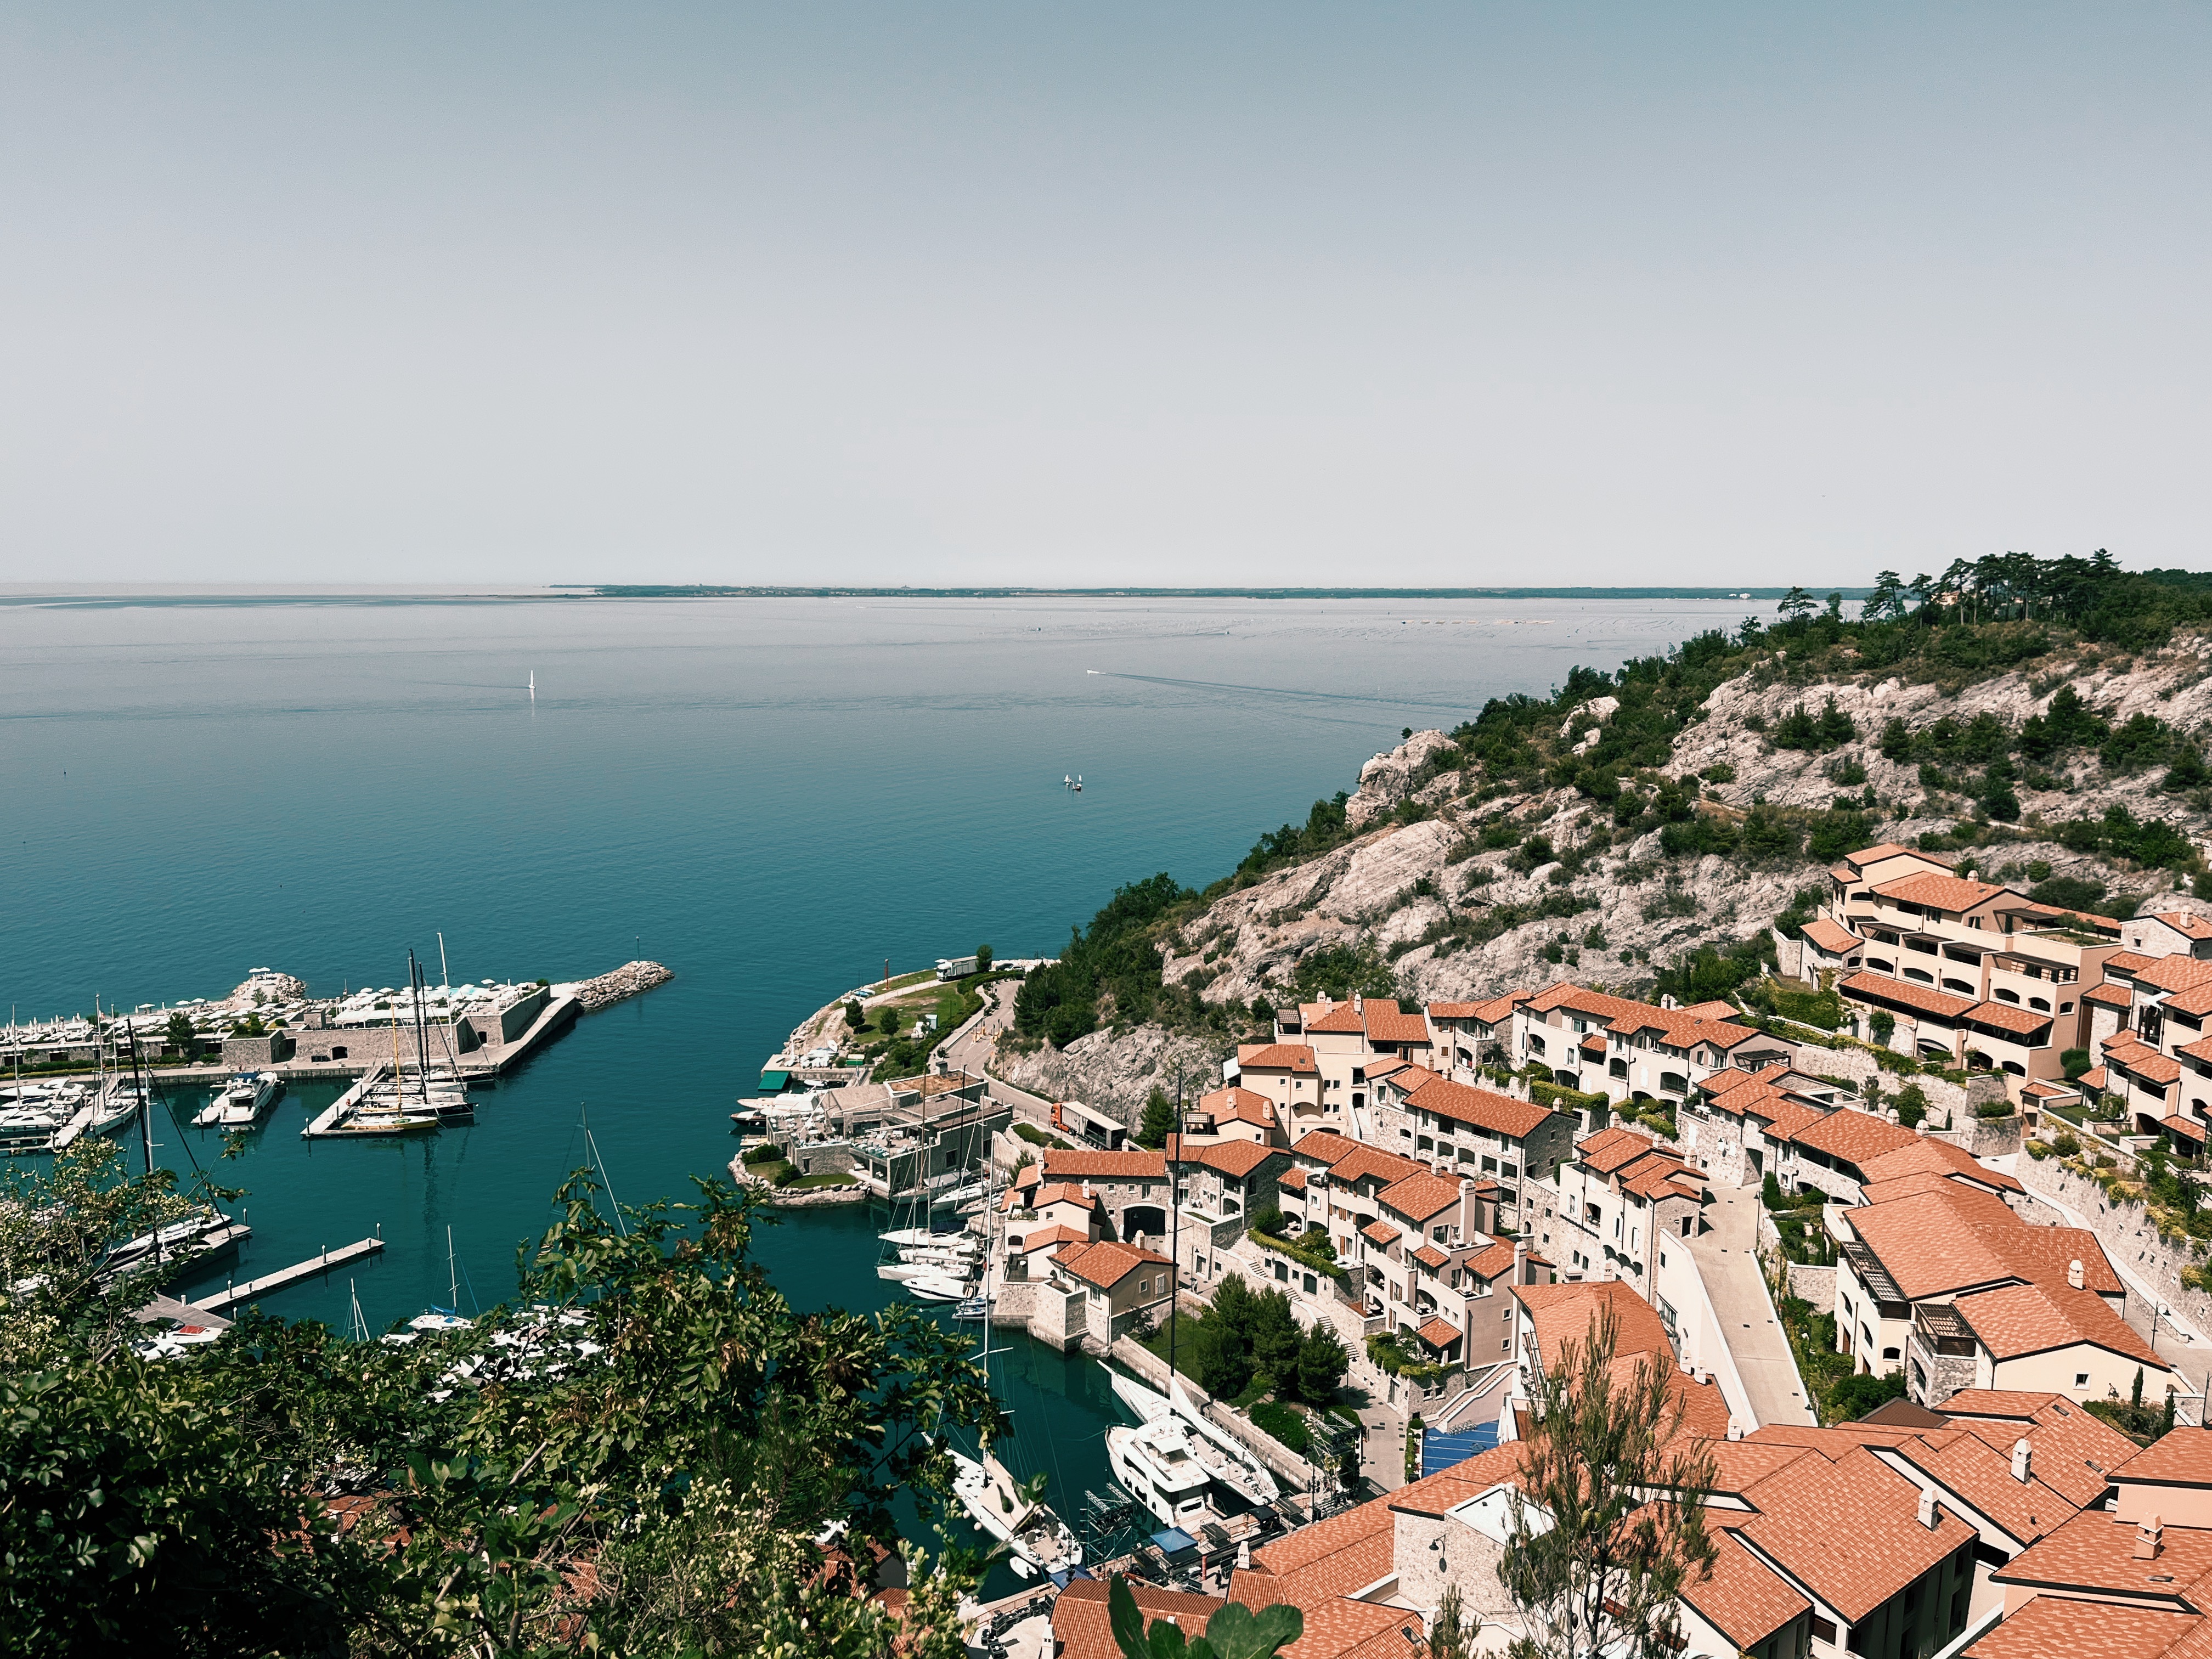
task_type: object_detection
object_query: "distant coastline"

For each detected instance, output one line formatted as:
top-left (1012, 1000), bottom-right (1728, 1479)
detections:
top-left (577, 584), bottom-right (1864, 600)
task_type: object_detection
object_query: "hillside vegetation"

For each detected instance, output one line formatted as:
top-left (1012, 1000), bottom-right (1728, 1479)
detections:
top-left (999, 555), bottom-right (2212, 1115)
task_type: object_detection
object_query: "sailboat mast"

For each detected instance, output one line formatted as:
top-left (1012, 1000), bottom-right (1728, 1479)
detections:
top-left (408, 951), bottom-right (430, 1103)
top-left (128, 1024), bottom-right (160, 1272)
top-left (447, 1224), bottom-right (459, 1308)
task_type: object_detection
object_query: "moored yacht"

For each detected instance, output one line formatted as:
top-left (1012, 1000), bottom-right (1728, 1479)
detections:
top-left (948, 1444), bottom-right (1084, 1578)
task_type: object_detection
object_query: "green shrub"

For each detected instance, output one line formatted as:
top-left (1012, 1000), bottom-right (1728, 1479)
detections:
top-left (1248, 1400), bottom-right (1313, 1458)
top-left (742, 1142), bottom-right (786, 1164)
top-left (2026, 1140), bottom-right (2052, 1160)
top-left (2053, 1131), bottom-right (2081, 1156)
top-left (1974, 1101), bottom-right (2017, 1120)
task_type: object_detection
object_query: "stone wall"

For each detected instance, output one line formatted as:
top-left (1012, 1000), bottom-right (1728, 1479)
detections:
top-left (1786, 1264), bottom-right (1837, 1307)
top-left (1781, 1040), bottom-right (2005, 1127)
top-left (2016, 1155), bottom-right (2212, 1335)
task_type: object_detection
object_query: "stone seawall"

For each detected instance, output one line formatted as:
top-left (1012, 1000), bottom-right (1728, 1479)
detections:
top-left (574, 961), bottom-right (673, 1013)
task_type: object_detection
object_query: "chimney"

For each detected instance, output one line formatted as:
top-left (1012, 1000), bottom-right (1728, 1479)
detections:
top-left (1237, 1540), bottom-right (1251, 1571)
top-left (1353, 994), bottom-right (1364, 1015)
top-left (2068, 1259), bottom-right (2085, 1290)
top-left (2012, 1440), bottom-right (2032, 1483)
top-left (1514, 1238), bottom-right (1529, 1285)
top-left (1727, 1421), bottom-right (1742, 1442)
top-left (2136, 1517), bottom-right (2165, 1560)
top-left (1917, 1488), bottom-right (1939, 1531)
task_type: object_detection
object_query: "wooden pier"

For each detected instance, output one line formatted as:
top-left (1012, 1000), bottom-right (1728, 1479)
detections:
top-left (302, 1064), bottom-right (386, 1137)
top-left (191, 1233), bottom-right (384, 1312)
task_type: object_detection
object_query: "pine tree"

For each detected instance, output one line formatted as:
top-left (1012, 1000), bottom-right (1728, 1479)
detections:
top-left (1137, 1087), bottom-right (1176, 1149)
top-left (1500, 1305), bottom-right (1718, 1659)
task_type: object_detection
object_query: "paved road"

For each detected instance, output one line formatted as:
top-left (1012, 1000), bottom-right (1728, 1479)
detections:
top-left (1689, 1184), bottom-right (1819, 1426)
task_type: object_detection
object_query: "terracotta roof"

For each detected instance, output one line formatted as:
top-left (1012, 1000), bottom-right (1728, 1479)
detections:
top-left (2021, 1080), bottom-right (2081, 1100)
top-left (1166, 1136), bottom-right (1279, 1178)
top-left (1463, 1239), bottom-right (1523, 1282)
top-left (1802, 917), bottom-right (1863, 956)
top-left (1844, 842), bottom-right (1950, 871)
top-left (1410, 1243), bottom-right (1449, 1271)
top-left (1681, 1000), bottom-right (1741, 1019)
top-left (1385, 1442), bottom-right (1532, 1518)
top-left (1290, 1131), bottom-right (1428, 1189)
top-left (2113, 1426), bottom-right (2212, 1489)
top-left (1427, 992), bottom-right (1528, 1024)
top-left (2084, 983), bottom-right (2135, 1010)
top-left (1360, 1219), bottom-right (1396, 1246)
top-left (1756, 1098), bottom-right (1829, 1143)
top-left (1278, 1167), bottom-right (1308, 1190)
top-left (1954, 1280), bottom-right (2163, 1367)
top-left (1578, 1124), bottom-right (1660, 1174)
top-left (1888, 1427), bottom-right (2076, 1548)
top-left (1413, 1316), bottom-right (1461, 1351)
top-left (1055, 1578), bottom-right (1226, 1659)
top-left (1620, 1154), bottom-right (1705, 1203)
top-left (2108, 1037), bottom-right (2183, 1087)
top-left (1787, 1105), bottom-right (1922, 1170)
top-left (1579, 1031), bottom-right (1607, 1054)
top-left (2108, 951), bottom-right (2159, 974)
top-left (1239, 1043), bottom-right (1319, 1073)
top-left (1839, 970), bottom-right (1977, 1022)
top-left (1037, 1148), bottom-right (1168, 1181)
top-left (2152, 912), bottom-right (2212, 940)
top-left (1994, 1504), bottom-right (2212, 1605)
top-left (1858, 1137), bottom-right (2025, 1194)
top-left (1302, 1000), bottom-right (1370, 1034)
top-left (1683, 1525), bottom-right (1812, 1650)
top-left (1697, 1066), bottom-right (1756, 1098)
top-left (2164, 1114), bottom-right (2207, 1142)
top-left (2128, 955), bottom-right (2212, 994)
top-left (1198, 1085), bottom-right (1279, 1126)
top-left (1247, 1486), bottom-right (1395, 1576)
top-left (1054, 1239), bottom-right (1173, 1291)
top-left (1966, 1596), bottom-right (2202, 1659)
top-left (1965, 1000), bottom-right (2055, 1038)
top-left (1009, 1223), bottom-right (1091, 1255)
top-left (2164, 986), bottom-right (2212, 1019)
top-left (1523, 981), bottom-right (1759, 1054)
top-left (1736, 1444), bottom-right (1978, 1622)
top-left (1363, 1003), bottom-right (1432, 1045)
top-left (1030, 1182), bottom-right (1105, 1210)
top-left (1376, 1171), bottom-right (1463, 1226)
top-left (1513, 1280), bottom-right (1672, 1372)
top-left (1403, 1074), bottom-right (1554, 1139)
top-left (1944, 1395), bottom-right (2140, 1509)
top-left (1871, 871), bottom-right (2011, 914)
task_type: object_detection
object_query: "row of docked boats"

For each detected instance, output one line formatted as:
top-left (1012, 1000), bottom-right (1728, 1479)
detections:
top-left (875, 1223), bottom-right (983, 1302)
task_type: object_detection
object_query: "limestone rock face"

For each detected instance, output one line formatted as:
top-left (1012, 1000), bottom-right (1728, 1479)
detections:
top-left (1344, 730), bottom-right (1458, 828)
top-left (986, 633), bottom-right (2212, 1131)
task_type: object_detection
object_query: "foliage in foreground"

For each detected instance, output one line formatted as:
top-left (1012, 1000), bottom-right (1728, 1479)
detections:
top-left (0, 1160), bottom-right (1000, 1658)
top-left (1502, 1305), bottom-right (1717, 1659)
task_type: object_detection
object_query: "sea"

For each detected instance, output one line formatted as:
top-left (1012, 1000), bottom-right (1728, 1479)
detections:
top-left (0, 589), bottom-right (1740, 1579)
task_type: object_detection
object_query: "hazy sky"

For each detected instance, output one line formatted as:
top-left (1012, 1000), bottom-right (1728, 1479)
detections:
top-left (2, 4), bottom-right (2205, 586)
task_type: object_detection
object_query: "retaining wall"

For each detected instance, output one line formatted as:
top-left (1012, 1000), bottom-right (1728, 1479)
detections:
top-left (2017, 1154), bottom-right (2212, 1334)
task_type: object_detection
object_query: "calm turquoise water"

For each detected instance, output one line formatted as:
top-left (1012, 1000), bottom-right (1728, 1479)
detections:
top-left (0, 591), bottom-right (1732, 1568)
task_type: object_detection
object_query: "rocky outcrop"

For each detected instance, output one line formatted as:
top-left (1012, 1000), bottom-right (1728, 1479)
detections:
top-left (976, 632), bottom-right (2212, 1132)
top-left (996, 1023), bottom-right (1236, 1122)
top-left (573, 961), bottom-right (674, 1013)
top-left (1345, 730), bottom-right (1459, 828)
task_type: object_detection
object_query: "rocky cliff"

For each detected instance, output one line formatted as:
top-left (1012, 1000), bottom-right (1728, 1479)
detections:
top-left (995, 625), bottom-right (2212, 1123)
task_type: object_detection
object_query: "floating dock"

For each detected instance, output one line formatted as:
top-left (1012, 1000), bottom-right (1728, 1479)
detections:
top-left (191, 1234), bottom-right (384, 1312)
top-left (302, 1064), bottom-right (387, 1138)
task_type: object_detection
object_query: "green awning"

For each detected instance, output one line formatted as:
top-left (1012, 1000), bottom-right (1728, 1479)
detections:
top-left (759, 1069), bottom-right (791, 1093)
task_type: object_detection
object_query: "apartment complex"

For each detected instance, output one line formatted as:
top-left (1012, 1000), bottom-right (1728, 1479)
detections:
top-left (1164, 1273), bottom-right (2152, 1659)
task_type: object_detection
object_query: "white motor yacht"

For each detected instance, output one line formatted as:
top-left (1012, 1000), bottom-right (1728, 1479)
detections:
top-left (197, 1071), bottom-right (281, 1128)
top-left (901, 1272), bottom-right (973, 1302)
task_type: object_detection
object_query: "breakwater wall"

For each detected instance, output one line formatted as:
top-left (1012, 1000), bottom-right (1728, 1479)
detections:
top-left (574, 961), bottom-right (673, 1012)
